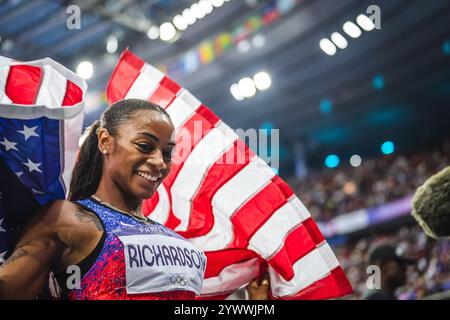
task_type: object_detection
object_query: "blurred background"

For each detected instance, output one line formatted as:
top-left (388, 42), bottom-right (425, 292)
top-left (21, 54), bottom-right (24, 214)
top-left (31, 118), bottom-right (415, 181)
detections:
top-left (1, 0), bottom-right (449, 299)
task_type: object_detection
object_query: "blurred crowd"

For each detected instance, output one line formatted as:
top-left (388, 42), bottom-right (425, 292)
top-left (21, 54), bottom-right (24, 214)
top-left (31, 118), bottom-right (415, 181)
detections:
top-left (288, 141), bottom-right (450, 221)
top-left (335, 225), bottom-right (450, 300)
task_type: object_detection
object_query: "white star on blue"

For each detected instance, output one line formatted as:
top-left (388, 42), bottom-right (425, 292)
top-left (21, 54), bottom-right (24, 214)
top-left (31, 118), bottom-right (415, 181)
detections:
top-left (0, 137), bottom-right (18, 151)
top-left (18, 125), bottom-right (39, 141)
top-left (23, 158), bottom-right (42, 173)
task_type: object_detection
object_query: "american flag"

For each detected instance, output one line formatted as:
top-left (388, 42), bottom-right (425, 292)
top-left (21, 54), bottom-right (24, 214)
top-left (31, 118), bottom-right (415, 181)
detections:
top-left (0, 56), bottom-right (86, 264)
top-left (107, 50), bottom-right (353, 299)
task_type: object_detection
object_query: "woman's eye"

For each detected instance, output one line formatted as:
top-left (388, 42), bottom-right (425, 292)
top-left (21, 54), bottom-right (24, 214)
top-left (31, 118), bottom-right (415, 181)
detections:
top-left (137, 144), bottom-right (153, 152)
top-left (163, 150), bottom-right (174, 160)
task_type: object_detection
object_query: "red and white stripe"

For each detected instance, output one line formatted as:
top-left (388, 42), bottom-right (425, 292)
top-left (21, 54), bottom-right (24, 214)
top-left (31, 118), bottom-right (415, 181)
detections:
top-left (0, 56), bottom-right (86, 120)
top-left (106, 50), bottom-right (353, 300)
top-left (0, 55), bottom-right (87, 197)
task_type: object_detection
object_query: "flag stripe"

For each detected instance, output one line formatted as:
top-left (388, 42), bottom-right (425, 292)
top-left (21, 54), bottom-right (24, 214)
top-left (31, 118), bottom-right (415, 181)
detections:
top-left (230, 176), bottom-right (293, 242)
top-left (269, 266), bottom-right (352, 300)
top-left (204, 249), bottom-right (258, 278)
top-left (248, 197), bottom-right (311, 260)
top-left (164, 105), bottom-right (219, 187)
top-left (165, 89), bottom-right (201, 130)
top-left (0, 57), bottom-right (86, 120)
top-left (62, 80), bottom-right (83, 106)
top-left (201, 257), bottom-right (260, 296)
top-left (172, 122), bottom-right (237, 232)
top-left (6, 65), bottom-right (42, 104)
top-left (149, 76), bottom-right (181, 108)
top-left (160, 76), bottom-right (181, 96)
top-left (181, 139), bottom-right (253, 238)
top-left (62, 113), bottom-right (85, 196)
top-left (35, 65), bottom-right (67, 108)
top-left (270, 243), bottom-right (340, 297)
top-left (106, 50), bottom-right (145, 104)
top-left (214, 156), bottom-right (274, 219)
top-left (0, 66), bottom-right (12, 104)
top-left (187, 156), bottom-right (274, 251)
top-left (267, 218), bottom-right (325, 281)
top-left (124, 63), bottom-right (164, 100)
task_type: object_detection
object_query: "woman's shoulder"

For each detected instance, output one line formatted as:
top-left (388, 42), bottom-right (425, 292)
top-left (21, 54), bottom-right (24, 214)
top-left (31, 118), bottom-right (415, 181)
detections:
top-left (33, 199), bottom-right (98, 227)
top-left (37, 199), bottom-right (78, 217)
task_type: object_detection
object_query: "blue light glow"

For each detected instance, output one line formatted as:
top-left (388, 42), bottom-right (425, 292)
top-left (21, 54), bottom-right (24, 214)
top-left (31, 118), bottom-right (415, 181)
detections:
top-left (381, 141), bottom-right (395, 155)
top-left (373, 75), bottom-right (384, 90)
top-left (320, 98), bottom-right (333, 114)
top-left (325, 154), bottom-right (340, 168)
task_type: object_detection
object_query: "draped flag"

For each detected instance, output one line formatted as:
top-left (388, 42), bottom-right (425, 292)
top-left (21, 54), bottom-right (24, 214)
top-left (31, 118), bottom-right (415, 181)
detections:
top-left (106, 50), bottom-right (353, 299)
top-left (0, 56), bottom-right (87, 263)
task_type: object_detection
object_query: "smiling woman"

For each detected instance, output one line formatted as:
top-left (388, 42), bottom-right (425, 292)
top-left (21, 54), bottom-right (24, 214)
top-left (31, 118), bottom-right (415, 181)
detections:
top-left (0, 99), bottom-right (207, 300)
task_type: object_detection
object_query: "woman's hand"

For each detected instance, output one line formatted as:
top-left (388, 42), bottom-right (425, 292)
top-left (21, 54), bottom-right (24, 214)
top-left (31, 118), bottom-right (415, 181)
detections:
top-left (246, 274), bottom-right (270, 300)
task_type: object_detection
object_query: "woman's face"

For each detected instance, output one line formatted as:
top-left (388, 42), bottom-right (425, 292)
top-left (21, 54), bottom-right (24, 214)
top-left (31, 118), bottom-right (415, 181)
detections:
top-left (102, 110), bottom-right (176, 200)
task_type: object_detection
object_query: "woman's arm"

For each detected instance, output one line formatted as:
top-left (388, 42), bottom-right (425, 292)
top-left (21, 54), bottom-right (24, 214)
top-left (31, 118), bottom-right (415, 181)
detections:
top-left (0, 201), bottom-right (66, 299)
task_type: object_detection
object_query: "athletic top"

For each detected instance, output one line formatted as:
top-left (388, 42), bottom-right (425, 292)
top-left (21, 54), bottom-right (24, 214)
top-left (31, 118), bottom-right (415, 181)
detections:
top-left (55, 197), bottom-right (206, 300)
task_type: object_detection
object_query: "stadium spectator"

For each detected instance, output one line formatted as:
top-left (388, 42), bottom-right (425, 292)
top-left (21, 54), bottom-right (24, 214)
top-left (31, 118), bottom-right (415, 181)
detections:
top-left (335, 225), bottom-right (449, 300)
top-left (361, 244), bottom-right (415, 300)
top-left (288, 141), bottom-right (450, 221)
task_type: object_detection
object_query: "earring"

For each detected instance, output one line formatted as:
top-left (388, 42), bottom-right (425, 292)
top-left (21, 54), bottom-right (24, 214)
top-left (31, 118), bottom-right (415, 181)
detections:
top-left (102, 149), bottom-right (107, 154)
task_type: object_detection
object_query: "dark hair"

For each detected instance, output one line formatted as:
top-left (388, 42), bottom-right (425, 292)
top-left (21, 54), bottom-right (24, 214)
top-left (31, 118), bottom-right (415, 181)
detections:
top-left (412, 166), bottom-right (450, 239)
top-left (68, 99), bottom-right (171, 201)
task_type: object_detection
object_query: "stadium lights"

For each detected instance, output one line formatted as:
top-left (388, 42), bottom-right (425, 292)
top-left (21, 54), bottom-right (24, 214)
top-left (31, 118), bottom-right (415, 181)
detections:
top-left (330, 32), bottom-right (348, 49)
top-left (237, 35), bottom-right (266, 54)
top-left (106, 35), bottom-right (118, 53)
top-left (319, 38), bottom-right (337, 56)
top-left (252, 34), bottom-right (266, 48)
top-left (230, 83), bottom-right (244, 101)
top-left (237, 39), bottom-right (251, 53)
top-left (356, 14), bottom-right (375, 31)
top-left (212, 0), bottom-right (225, 7)
top-left (199, 0), bottom-right (214, 14)
top-left (350, 154), bottom-right (362, 167)
top-left (182, 8), bottom-right (197, 25)
top-left (253, 72), bottom-right (271, 90)
top-left (381, 141), bottom-right (395, 155)
top-left (76, 61), bottom-right (93, 80)
top-left (231, 71), bottom-right (272, 101)
top-left (320, 98), bottom-right (332, 114)
top-left (325, 154), bottom-right (340, 168)
top-left (238, 77), bottom-right (256, 98)
top-left (343, 21), bottom-right (362, 38)
top-left (191, 3), bottom-right (206, 19)
top-left (159, 22), bottom-right (177, 42)
top-left (173, 14), bottom-right (188, 31)
top-left (162, 0), bottom-right (230, 39)
top-left (320, 7), bottom-right (376, 56)
top-left (147, 26), bottom-right (159, 40)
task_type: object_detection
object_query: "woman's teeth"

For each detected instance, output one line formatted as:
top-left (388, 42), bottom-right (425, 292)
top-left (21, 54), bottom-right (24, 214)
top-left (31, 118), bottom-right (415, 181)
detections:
top-left (136, 171), bottom-right (159, 182)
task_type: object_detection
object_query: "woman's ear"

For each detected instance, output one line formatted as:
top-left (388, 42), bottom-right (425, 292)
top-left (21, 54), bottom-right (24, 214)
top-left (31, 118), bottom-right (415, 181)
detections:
top-left (97, 128), bottom-right (111, 155)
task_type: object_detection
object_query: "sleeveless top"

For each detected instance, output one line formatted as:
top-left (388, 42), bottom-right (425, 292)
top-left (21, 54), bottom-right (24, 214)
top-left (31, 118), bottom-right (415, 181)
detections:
top-left (55, 197), bottom-right (206, 300)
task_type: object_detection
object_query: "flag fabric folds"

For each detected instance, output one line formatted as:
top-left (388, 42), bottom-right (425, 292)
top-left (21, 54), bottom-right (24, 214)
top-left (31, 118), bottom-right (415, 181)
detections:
top-left (106, 49), bottom-right (353, 299)
top-left (0, 56), bottom-right (87, 263)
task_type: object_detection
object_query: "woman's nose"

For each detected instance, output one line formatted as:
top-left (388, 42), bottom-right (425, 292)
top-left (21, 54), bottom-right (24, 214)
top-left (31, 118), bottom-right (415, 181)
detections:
top-left (147, 149), bottom-right (167, 171)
